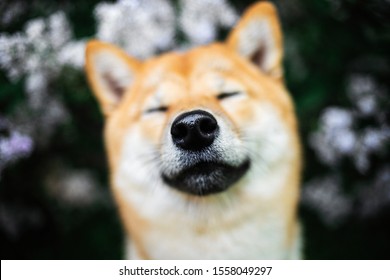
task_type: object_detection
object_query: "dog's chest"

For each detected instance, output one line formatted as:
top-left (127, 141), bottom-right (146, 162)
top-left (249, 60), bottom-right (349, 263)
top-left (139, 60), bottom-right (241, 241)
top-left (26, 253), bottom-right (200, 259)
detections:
top-left (116, 183), bottom-right (292, 259)
top-left (114, 152), bottom-right (298, 259)
top-left (135, 211), bottom-right (288, 259)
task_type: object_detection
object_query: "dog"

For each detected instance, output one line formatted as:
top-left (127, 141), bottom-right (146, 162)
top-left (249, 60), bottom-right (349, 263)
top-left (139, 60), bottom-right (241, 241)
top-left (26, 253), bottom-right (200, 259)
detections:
top-left (85, 1), bottom-right (302, 259)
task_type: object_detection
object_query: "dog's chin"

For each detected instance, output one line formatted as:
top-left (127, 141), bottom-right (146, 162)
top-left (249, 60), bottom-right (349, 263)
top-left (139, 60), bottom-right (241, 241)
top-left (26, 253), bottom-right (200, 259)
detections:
top-left (161, 159), bottom-right (250, 196)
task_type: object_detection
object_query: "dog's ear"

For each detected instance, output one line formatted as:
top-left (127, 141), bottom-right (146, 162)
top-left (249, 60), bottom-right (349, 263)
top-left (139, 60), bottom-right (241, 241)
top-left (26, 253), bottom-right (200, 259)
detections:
top-left (227, 2), bottom-right (283, 79)
top-left (85, 40), bottom-right (141, 116)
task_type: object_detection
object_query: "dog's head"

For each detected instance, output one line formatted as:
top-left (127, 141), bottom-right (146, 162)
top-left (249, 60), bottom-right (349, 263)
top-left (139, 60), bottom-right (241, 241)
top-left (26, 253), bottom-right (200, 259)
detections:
top-left (85, 2), bottom-right (300, 198)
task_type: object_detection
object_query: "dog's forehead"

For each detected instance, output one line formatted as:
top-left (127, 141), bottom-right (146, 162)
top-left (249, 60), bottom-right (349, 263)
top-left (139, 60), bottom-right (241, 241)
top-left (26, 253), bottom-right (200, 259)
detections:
top-left (187, 45), bottom-right (234, 74)
top-left (141, 44), bottom-right (235, 87)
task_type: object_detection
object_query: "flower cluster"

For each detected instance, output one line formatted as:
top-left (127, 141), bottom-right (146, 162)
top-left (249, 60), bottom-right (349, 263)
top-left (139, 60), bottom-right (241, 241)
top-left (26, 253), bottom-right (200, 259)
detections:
top-left (0, 117), bottom-right (33, 177)
top-left (0, 11), bottom-right (82, 82)
top-left (95, 0), bottom-right (175, 59)
top-left (0, 12), bottom-right (83, 151)
top-left (179, 0), bottom-right (237, 45)
top-left (310, 74), bottom-right (389, 173)
top-left (94, 0), bottom-right (237, 58)
top-left (301, 175), bottom-right (352, 227)
top-left (303, 74), bottom-right (390, 225)
top-left (44, 165), bottom-right (106, 207)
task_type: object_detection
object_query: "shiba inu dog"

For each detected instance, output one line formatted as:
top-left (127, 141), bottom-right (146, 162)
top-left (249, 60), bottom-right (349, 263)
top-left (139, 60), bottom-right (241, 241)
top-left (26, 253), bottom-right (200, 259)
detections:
top-left (85, 1), bottom-right (302, 259)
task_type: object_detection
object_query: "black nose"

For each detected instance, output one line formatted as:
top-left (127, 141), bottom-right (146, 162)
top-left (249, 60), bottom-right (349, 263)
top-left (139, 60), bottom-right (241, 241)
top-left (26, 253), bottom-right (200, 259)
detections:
top-left (171, 110), bottom-right (219, 151)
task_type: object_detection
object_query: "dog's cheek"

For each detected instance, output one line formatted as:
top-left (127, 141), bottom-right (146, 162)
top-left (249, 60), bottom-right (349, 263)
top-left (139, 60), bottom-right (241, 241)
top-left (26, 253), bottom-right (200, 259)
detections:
top-left (220, 98), bottom-right (257, 130)
top-left (104, 116), bottom-right (133, 171)
top-left (139, 116), bottom-right (167, 147)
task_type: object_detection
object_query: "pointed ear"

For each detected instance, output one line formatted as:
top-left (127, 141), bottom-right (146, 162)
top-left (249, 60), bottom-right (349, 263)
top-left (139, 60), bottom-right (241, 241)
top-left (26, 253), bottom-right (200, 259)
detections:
top-left (85, 40), bottom-right (141, 116)
top-left (227, 2), bottom-right (283, 79)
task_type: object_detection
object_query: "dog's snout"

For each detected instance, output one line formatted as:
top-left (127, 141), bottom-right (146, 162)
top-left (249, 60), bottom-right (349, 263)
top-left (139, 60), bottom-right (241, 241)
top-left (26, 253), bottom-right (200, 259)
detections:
top-left (171, 110), bottom-right (219, 151)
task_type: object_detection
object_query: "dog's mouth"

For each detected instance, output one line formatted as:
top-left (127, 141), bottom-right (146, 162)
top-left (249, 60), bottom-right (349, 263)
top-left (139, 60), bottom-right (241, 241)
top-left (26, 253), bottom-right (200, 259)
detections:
top-left (162, 159), bottom-right (250, 196)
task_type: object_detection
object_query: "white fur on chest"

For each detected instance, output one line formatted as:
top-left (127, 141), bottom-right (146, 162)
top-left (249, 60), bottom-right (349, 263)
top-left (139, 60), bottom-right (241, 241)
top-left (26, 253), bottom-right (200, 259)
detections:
top-left (129, 209), bottom-right (290, 260)
top-left (115, 157), bottom-right (297, 259)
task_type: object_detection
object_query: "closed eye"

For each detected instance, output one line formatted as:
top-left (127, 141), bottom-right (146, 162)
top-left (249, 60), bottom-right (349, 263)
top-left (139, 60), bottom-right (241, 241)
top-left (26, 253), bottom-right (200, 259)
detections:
top-left (145, 106), bottom-right (169, 114)
top-left (216, 91), bottom-right (242, 100)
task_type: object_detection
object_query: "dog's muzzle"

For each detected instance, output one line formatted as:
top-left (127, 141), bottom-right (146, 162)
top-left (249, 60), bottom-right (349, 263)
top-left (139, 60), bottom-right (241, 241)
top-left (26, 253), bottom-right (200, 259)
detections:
top-left (162, 110), bottom-right (250, 196)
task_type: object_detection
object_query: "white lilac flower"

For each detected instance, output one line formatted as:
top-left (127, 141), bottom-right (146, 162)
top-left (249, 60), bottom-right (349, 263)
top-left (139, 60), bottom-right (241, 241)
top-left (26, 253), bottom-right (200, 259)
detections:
top-left (309, 107), bottom-right (356, 165)
top-left (0, 12), bottom-right (72, 100)
top-left (361, 127), bottom-right (390, 152)
top-left (25, 72), bottom-right (49, 109)
top-left (353, 126), bottom-right (390, 172)
top-left (0, 33), bottom-right (29, 81)
top-left (321, 107), bottom-right (354, 129)
top-left (45, 166), bottom-right (104, 207)
top-left (310, 103), bottom-right (389, 172)
top-left (95, 0), bottom-right (175, 59)
top-left (0, 11), bottom-right (79, 150)
top-left (47, 12), bottom-right (72, 49)
top-left (347, 74), bottom-right (383, 116)
top-left (0, 11), bottom-right (81, 79)
top-left (301, 176), bottom-right (353, 227)
top-left (179, 0), bottom-right (238, 46)
top-left (23, 13), bottom-right (72, 75)
top-left (57, 40), bottom-right (86, 69)
top-left (0, 132), bottom-right (33, 162)
top-left (0, 120), bottom-right (34, 175)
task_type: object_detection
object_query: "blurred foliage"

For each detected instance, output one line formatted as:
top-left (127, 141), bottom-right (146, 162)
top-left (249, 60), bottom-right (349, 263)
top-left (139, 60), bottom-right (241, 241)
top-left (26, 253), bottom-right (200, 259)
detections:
top-left (0, 0), bottom-right (389, 259)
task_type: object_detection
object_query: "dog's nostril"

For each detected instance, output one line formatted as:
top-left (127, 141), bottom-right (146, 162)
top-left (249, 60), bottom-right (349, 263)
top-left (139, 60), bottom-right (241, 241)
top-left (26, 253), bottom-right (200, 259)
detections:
top-left (171, 110), bottom-right (219, 151)
top-left (199, 117), bottom-right (217, 135)
top-left (171, 123), bottom-right (188, 139)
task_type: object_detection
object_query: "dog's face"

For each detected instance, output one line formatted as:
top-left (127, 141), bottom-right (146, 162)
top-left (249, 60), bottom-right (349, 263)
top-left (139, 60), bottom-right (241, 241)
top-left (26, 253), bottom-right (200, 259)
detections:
top-left (85, 2), bottom-right (299, 200)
